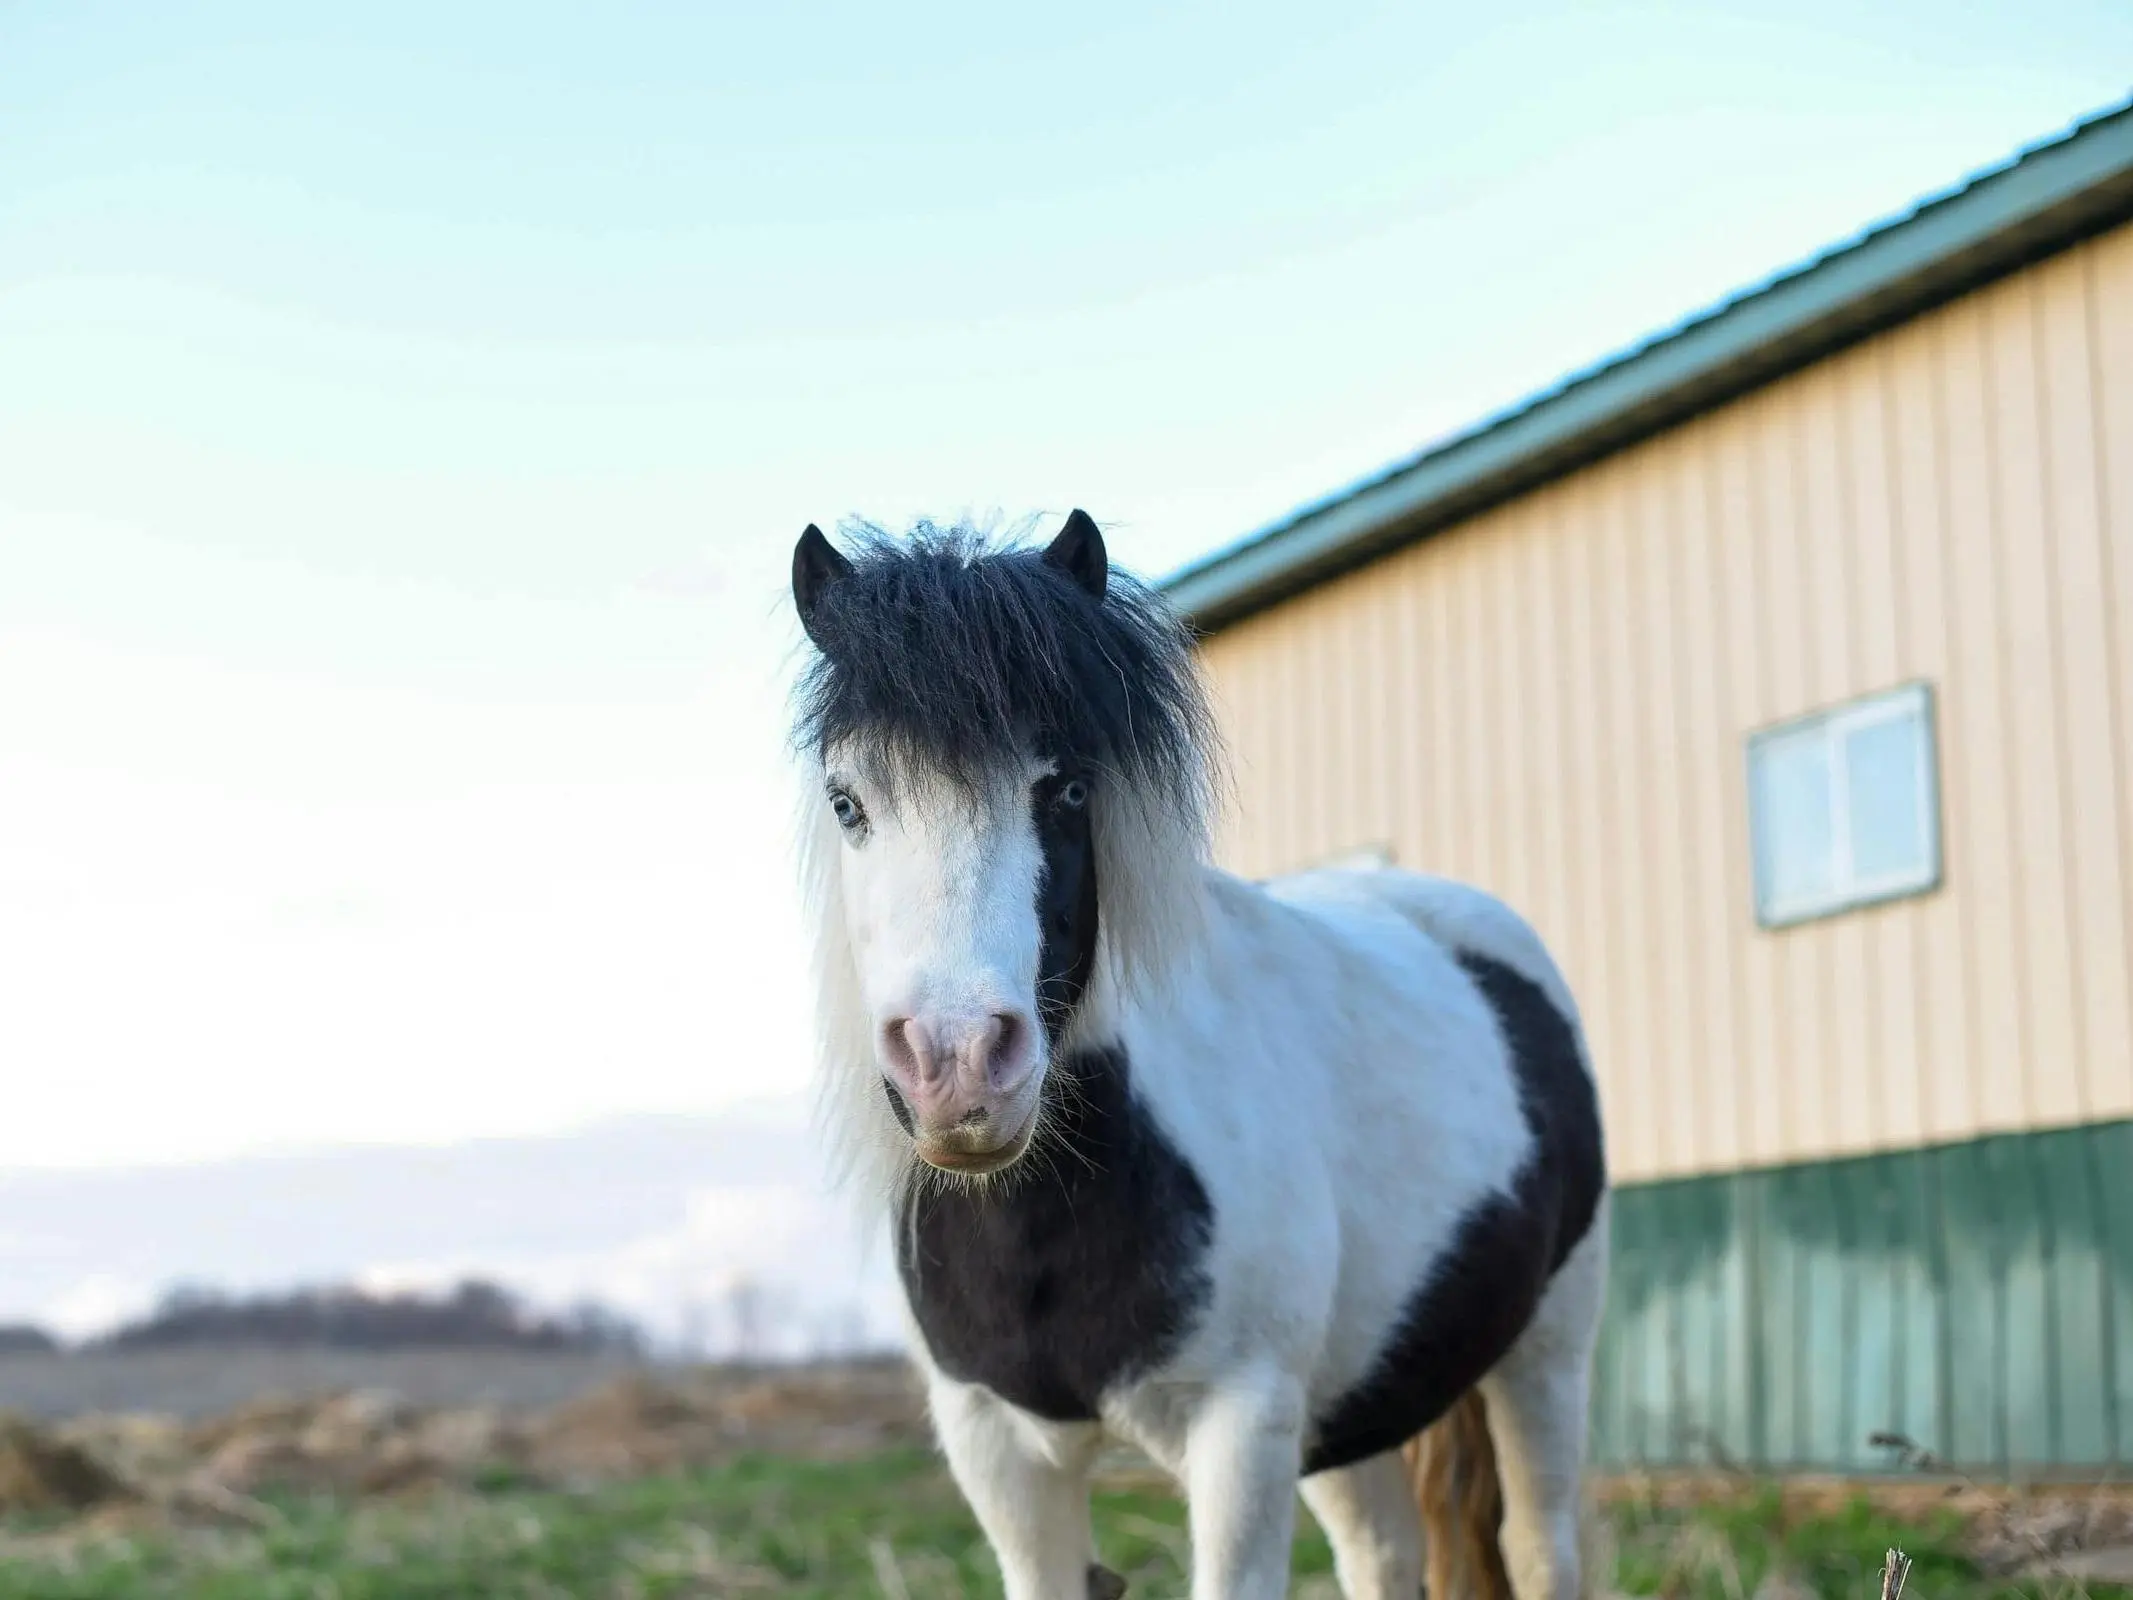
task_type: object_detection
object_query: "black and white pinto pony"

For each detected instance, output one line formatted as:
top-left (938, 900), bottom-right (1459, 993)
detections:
top-left (788, 513), bottom-right (1608, 1600)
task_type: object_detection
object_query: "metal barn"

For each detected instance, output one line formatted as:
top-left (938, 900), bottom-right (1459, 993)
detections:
top-left (1165, 103), bottom-right (2133, 1475)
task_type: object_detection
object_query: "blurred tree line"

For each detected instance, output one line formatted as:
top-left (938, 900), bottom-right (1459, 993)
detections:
top-left (2, 1279), bottom-right (649, 1355)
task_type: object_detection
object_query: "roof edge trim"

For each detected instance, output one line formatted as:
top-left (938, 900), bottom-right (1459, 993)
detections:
top-left (1164, 99), bottom-right (2133, 632)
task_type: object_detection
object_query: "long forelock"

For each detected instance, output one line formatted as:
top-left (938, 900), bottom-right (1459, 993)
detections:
top-left (792, 521), bottom-right (1220, 831)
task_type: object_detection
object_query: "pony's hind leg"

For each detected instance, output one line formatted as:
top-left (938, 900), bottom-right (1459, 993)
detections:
top-left (1476, 1205), bottom-right (1609, 1600)
top-left (929, 1375), bottom-right (1103, 1600)
top-left (1298, 1449), bottom-right (1424, 1600)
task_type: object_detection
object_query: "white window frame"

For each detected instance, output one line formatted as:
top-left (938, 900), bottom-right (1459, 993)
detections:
top-left (1745, 681), bottom-right (1943, 930)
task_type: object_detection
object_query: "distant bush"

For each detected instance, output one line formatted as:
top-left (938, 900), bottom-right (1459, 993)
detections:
top-left (0, 1325), bottom-right (58, 1354)
top-left (89, 1279), bottom-right (646, 1355)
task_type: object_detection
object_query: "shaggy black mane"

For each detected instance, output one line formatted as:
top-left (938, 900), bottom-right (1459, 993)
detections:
top-left (793, 521), bottom-right (1215, 807)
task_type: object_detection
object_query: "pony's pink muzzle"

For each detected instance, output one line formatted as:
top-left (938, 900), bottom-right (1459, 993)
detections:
top-left (879, 1008), bottom-right (1041, 1173)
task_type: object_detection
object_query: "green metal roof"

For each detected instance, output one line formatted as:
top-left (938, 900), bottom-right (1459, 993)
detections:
top-left (1164, 97), bottom-right (2133, 633)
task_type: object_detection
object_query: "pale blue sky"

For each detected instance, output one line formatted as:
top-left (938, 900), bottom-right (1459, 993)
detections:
top-left (4, 4), bottom-right (2129, 1167)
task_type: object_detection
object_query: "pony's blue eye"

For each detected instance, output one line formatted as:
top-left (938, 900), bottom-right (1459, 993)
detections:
top-left (829, 788), bottom-right (866, 833)
top-left (1057, 777), bottom-right (1089, 809)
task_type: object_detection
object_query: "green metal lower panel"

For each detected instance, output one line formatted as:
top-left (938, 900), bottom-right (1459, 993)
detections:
top-left (1590, 1118), bottom-right (2133, 1473)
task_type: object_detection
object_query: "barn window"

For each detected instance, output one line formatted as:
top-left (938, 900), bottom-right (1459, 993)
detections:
top-left (1746, 683), bottom-right (1941, 928)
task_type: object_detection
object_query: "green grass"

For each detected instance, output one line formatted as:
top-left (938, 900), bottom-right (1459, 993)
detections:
top-left (0, 1450), bottom-right (1299, 1599)
top-left (1606, 1487), bottom-right (2128, 1600)
top-left (0, 1451), bottom-right (2120, 1599)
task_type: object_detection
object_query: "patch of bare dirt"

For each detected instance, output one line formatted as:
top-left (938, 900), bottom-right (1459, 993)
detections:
top-left (524, 1362), bottom-right (928, 1483)
top-left (10, 1360), bottom-right (928, 1526)
top-left (1965, 1491), bottom-right (2133, 1580)
top-left (0, 1414), bottom-right (134, 1514)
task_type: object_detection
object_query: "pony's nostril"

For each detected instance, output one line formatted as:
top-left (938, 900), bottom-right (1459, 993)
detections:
top-left (880, 1017), bottom-right (938, 1088)
top-left (987, 1011), bottom-right (1030, 1090)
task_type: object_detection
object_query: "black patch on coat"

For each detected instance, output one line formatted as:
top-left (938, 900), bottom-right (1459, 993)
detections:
top-left (1032, 772), bottom-right (1100, 1044)
top-left (1301, 952), bottom-right (1606, 1475)
top-left (895, 1044), bottom-right (1215, 1422)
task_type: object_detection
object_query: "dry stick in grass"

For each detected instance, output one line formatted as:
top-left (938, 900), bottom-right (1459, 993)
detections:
top-left (1879, 1547), bottom-right (1912, 1600)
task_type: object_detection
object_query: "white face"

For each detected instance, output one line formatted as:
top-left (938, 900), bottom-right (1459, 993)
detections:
top-left (824, 755), bottom-right (1058, 1177)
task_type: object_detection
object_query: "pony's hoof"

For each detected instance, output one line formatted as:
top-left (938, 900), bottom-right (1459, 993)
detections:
top-left (1086, 1563), bottom-right (1127, 1599)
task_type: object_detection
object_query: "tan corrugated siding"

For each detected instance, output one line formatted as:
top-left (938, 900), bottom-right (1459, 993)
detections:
top-left (1200, 222), bottom-right (2133, 1180)
top-left (2085, 225), bottom-right (2133, 1125)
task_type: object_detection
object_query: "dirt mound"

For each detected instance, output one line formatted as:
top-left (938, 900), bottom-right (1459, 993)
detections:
top-left (528, 1372), bottom-right (718, 1481)
top-left (526, 1363), bottom-right (924, 1482)
top-left (154, 1387), bottom-right (541, 1497)
top-left (55, 1413), bottom-right (190, 1487)
top-left (1968, 1490), bottom-right (2133, 1578)
top-left (0, 1414), bottom-right (132, 1514)
top-left (9, 1360), bottom-right (929, 1520)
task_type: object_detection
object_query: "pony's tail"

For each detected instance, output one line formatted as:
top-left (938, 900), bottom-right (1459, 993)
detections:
top-left (1404, 1390), bottom-right (1512, 1600)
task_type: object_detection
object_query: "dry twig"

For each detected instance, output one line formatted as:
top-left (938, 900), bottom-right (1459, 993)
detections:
top-left (1879, 1546), bottom-right (1912, 1600)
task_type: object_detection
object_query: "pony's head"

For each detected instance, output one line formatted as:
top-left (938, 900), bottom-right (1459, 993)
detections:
top-left (790, 513), bottom-right (1216, 1186)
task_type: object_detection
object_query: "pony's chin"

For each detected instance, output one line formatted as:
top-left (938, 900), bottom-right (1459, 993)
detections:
top-left (913, 1113), bottom-right (1037, 1178)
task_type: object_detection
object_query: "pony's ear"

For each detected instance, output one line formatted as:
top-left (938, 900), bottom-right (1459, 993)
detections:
top-left (792, 523), bottom-right (852, 645)
top-left (1044, 509), bottom-right (1108, 602)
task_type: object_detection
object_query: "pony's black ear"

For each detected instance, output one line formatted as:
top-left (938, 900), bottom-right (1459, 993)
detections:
top-left (792, 524), bottom-right (852, 646)
top-left (1044, 508), bottom-right (1108, 602)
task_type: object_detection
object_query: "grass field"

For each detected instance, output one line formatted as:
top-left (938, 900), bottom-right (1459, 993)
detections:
top-left (1, 1448), bottom-right (2120, 1600)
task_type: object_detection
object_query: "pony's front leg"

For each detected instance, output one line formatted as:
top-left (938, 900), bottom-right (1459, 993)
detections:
top-left (1182, 1368), bottom-right (1308, 1600)
top-left (930, 1376), bottom-right (1103, 1600)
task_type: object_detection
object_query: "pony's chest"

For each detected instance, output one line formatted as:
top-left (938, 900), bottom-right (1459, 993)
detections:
top-left (893, 1046), bottom-right (1213, 1422)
